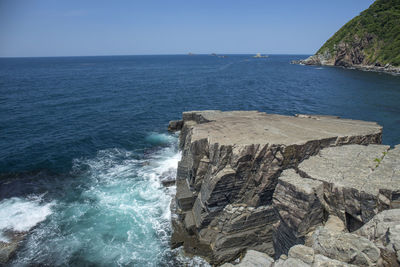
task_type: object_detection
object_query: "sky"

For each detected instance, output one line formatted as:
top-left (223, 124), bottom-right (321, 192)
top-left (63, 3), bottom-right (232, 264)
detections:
top-left (0, 0), bottom-right (375, 57)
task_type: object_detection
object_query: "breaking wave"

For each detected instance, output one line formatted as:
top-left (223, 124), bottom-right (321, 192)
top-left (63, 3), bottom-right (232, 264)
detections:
top-left (9, 133), bottom-right (209, 266)
top-left (0, 195), bottom-right (54, 243)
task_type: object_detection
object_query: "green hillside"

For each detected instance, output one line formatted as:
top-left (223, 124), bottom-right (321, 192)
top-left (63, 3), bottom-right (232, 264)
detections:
top-left (317, 0), bottom-right (400, 66)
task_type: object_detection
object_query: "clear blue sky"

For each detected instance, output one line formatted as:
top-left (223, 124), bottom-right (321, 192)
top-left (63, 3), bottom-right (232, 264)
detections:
top-left (0, 0), bottom-right (375, 57)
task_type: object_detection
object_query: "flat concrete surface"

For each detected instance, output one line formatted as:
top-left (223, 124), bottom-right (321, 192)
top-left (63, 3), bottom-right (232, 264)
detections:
top-left (184, 111), bottom-right (382, 146)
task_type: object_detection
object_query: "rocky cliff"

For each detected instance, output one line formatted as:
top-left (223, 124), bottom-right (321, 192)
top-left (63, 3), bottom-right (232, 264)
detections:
top-left (294, 0), bottom-right (400, 75)
top-left (221, 209), bottom-right (400, 267)
top-left (167, 110), bottom-right (400, 266)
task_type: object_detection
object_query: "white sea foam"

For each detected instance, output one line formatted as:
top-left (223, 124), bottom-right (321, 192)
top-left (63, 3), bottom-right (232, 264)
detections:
top-left (10, 133), bottom-right (210, 266)
top-left (0, 195), bottom-right (54, 243)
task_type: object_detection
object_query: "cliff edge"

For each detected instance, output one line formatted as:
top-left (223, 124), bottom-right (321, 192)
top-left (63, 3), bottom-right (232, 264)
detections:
top-left (168, 110), bottom-right (395, 265)
top-left (294, 0), bottom-right (400, 75)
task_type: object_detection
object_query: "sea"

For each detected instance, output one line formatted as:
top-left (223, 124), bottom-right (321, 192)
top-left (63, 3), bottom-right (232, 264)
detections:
top-left (0, 55), bottom-right (399, 266)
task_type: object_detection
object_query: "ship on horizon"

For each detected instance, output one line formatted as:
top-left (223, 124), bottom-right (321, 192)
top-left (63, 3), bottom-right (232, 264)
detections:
top-left (253, 53), bottom-right (268, 58)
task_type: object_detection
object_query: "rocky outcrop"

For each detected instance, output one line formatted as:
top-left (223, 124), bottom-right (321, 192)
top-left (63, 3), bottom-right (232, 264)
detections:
top-left (272, 144), bottom-right (400, 258)
top-left (169, 110), bottom-right (383, 265)
top-left (294, 34), bottom-right (376, 68)
top-left (292, 0), bottom-right (400, 75)
top-left (221, 209), bottom-right (400, 267)
top-left (293, 53), bottom-right (400, 75)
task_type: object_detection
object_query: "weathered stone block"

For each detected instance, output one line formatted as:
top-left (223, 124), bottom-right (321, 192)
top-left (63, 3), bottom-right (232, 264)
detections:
top-left (273, 169), bottom-right (324, 255)
top-left (311, 226), bottom-right (381, 266)
top-left (297, 144), bottom-right (398, 230)
top-left (176, 179), bottom-right (194, 211)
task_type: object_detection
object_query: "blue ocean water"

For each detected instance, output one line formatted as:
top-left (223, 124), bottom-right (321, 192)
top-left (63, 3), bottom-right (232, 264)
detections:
top-left (0, 55), bottom-right (399, 266)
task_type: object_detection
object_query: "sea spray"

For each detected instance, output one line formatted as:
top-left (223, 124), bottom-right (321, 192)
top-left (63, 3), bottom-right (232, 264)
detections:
top-left (0, 195), bottom-right (54, 243)
top-left (9, 133), bottom-right (209, 266)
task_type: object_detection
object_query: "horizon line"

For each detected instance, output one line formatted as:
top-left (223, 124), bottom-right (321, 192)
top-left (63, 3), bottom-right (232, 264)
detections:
top-left (0, 53), bottom-right (312, 59)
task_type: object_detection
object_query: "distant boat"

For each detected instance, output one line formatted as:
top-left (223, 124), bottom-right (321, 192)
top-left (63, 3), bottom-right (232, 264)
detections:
top-left (211, 53), bottom-right (217, 56)
top-left (188, 52), bottom-right (194, 56)
top-left (253, 53), bottom-right (268, 58)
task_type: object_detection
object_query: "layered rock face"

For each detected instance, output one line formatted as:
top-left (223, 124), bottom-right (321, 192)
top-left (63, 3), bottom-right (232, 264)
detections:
top-left (223, 210), bottom-right (400, 267)
top-left (293, 51), bottom-right (400, 75)
top-left (273, 144), bottom-right (400, 257)
top-left (293, 34), bottom-right (377, 68)
top-left (169, 110), bottom-right (383, 265)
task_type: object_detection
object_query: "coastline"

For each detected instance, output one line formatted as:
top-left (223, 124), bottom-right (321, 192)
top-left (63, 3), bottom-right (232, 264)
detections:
top-left (168, 110), bottom-right (400, 266)
top-left (291, 56), bottom-right (400, 76)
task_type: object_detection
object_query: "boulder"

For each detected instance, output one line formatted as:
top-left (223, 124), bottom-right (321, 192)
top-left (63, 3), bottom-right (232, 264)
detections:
top-left (312, 254), bottom-right (357, 267)
top-left (355, 209), bottom-right (400, 266)
top-left (288, 245), bottom-right (315, 265)
top-left (221, 250), bottom-right (274, 267)
top-left (310, 227), bottom-right (381, 266)
top-left (274, 257), bottom-right (310, 267)
top-left (324, 215), bottom-right (346, 233)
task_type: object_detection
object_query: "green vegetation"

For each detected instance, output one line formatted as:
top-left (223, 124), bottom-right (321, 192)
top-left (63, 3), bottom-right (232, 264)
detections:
top-left (374, 151), bottom-right (388, 168)
top-left (317, 0), bottom-right (400, 66)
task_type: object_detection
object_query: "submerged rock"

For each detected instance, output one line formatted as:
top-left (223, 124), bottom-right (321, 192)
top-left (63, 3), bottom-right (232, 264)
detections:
top-left (0, 230), bottom-right (27, 264)
top-left (168, 120), bottom-right (183, 132)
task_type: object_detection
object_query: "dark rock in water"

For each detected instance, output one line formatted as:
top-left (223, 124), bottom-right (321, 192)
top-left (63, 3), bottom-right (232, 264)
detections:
top-left (160, 168), bottom-right (177, 187)
top-left (161, 179), bottom-right (176, 187)
top-left (0, 230), bottom-right (27, 264)
top-left (170, 110), bottom-right (383, 265)
top-left (168, 120), bottom-right (183, 132)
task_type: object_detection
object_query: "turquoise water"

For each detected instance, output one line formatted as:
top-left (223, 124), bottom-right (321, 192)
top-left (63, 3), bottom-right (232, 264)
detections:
top-left (0, 55), bottom-right (400, 266)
